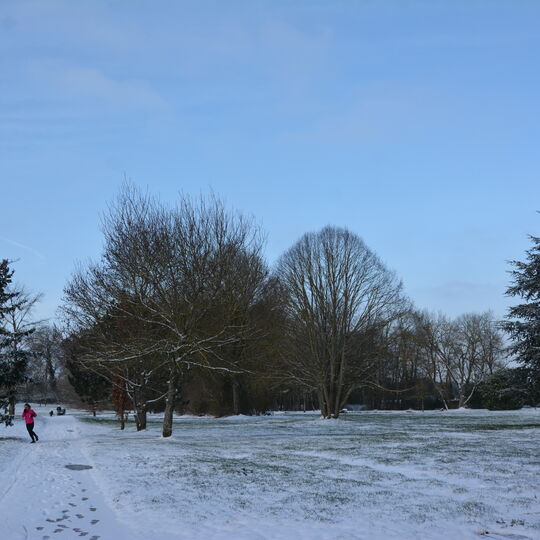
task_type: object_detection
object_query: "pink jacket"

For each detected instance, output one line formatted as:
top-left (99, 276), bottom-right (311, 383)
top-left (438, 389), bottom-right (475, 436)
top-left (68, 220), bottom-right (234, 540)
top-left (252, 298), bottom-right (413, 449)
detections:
top-left (22, 409), bottom-right (36, 424)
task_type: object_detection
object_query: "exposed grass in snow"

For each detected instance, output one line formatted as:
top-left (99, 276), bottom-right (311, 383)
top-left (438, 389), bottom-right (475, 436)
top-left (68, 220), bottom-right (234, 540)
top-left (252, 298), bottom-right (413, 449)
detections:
top-left (69, 409), bottom-right (540, 539)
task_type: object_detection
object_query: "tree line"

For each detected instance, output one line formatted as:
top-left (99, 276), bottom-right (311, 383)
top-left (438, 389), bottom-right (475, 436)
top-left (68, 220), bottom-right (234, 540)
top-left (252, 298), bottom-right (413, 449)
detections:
top-left (1, 186), bottom-right (539, 435)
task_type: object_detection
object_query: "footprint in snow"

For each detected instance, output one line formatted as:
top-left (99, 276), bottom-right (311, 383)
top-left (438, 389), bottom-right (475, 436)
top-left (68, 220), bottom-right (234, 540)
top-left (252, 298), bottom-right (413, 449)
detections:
top-left (69, 502), bottom-right (77, 507)
top-left (36, 526), bottom-right (44, 530)
top-left (76, 513), bottom-right (84, 519)
top-left (91, 519), bottom-right (99, 525)
top-left (89, 507), bottom-right (96, 512)
top-left (82, 497), bottom-right (88, 501)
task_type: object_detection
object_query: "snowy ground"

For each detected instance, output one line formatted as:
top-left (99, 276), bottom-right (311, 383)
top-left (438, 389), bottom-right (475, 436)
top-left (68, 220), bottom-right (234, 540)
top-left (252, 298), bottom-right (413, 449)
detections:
top-left (1, 407), bottom-right (539, 540)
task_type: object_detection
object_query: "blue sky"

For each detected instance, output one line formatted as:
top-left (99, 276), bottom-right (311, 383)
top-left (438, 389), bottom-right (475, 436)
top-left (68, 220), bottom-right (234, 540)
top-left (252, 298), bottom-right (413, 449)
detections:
top-left (1, 0), bottom-right (539, 323)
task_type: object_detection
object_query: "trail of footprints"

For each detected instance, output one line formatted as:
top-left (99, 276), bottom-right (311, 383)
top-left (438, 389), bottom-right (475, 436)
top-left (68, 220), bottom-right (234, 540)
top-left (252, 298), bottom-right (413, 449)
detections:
top-left (37, 482), bottom-right (101, 539)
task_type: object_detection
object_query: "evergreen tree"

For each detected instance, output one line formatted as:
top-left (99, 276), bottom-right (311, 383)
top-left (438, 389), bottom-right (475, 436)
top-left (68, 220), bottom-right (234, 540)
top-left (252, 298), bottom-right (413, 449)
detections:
top-left (478, 368), bottom-right (529, 410)
top-left (503, 234), bottom-right (540, 399)
top-left (0, 260), bottom-right (36, 422)
top-left (1, 260), bottom-right (18, 425)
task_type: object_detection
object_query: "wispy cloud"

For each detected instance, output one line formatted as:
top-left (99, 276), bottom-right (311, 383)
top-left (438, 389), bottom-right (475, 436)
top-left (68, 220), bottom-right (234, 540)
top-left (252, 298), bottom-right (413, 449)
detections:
top-left (0, 236), bottom-right (46, 261)
top-left (25, 61), bottom-right (167, 109)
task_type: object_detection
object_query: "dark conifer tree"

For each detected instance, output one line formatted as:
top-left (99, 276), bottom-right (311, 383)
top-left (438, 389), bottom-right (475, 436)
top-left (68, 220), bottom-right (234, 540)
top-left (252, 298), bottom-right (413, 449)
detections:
top-left (503, 234), bottom-right (540, 397)
top-left (0, 260), bottom-right (36, 423)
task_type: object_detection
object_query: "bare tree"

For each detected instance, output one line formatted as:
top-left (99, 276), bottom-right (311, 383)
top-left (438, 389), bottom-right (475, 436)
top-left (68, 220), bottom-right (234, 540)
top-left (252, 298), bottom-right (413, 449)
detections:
top-left (415, 311), bottom-right (504, 408)
top-left (444, 312), bottom-right (504, 407)
top-left (413, 312), bottom-right (453, 409)
top-left (26, 324), bottom-right (63, 401)
top-left (277, 226), bottom-right (405, 418)
top-left (62, 185), bottom-right (266, 435)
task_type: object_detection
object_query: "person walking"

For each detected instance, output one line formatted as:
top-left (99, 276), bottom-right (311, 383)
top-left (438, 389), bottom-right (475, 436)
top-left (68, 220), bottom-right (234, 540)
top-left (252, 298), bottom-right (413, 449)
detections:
top-left (22, 403), bottom-right (39, 443)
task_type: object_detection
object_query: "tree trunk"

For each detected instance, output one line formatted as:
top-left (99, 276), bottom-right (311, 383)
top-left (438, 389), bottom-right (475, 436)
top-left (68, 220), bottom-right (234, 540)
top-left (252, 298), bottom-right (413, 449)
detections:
top-left (318, 390), bottom-right (328, 418)
top-left (333, 383), bottom-right (345, 419)
top-left (132, 386), bottom-right (147, 431)
top-left (326, 379), bottom-right (343, 419)
top-left (46, 350), bottom-right (57, 394)
top-left (432, 381), bottom-right (449, 410)
top-left (119, 395), bottom-right (128, 430)
top-left (326, 385), bottom-right (335, 418)
top-left (232, 377), bottom-right (240, 415)
top-left (7, 391), bottom-right (15, 416)
top-left (162, 368), bottom-right (177, 438)
top-left (134, 401), bottom-right (147, 431)
top-left (459, 385), bottom-right (476, 409)
top-left (320, 385), bottom-right (342, 419)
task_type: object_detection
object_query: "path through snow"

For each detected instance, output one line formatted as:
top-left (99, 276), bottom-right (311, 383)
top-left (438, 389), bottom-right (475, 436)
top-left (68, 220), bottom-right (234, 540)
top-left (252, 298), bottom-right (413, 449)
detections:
top-left (0, 413), bottom-right (145, 540)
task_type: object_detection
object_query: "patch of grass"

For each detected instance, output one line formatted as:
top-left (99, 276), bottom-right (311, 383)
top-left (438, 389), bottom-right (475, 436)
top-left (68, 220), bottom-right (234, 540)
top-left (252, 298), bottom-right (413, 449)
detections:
top-left (459, 501), bottom-right (491, 518)
top-left (456, 423), bottom-right (540, 432)
top-left (0, 436), bottom-right (23, 442)
top-left (79, 416), bottom-right (119, 425)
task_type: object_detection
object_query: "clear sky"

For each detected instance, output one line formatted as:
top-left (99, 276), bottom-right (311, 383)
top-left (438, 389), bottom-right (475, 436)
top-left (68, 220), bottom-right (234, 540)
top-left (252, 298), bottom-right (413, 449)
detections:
top-left (1, 0), bottom-right (539, 323)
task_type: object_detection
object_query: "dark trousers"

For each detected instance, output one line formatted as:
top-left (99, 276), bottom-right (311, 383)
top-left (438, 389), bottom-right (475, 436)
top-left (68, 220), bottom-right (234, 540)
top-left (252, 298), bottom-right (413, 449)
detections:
top-left (26, 422), bottom-right (38, 442)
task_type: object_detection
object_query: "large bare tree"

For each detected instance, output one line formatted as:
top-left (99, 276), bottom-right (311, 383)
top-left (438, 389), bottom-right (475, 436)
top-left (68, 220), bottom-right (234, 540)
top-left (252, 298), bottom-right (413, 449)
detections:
top-left (277, 226), bottom-right (405, 418)
top-left (63, 185), bottom-right (267, 435)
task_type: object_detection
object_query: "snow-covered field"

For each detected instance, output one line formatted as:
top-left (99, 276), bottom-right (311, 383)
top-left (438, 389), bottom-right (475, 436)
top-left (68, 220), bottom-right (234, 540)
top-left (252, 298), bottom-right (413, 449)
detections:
top-left (1, 407), bottom-right (539, 540)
